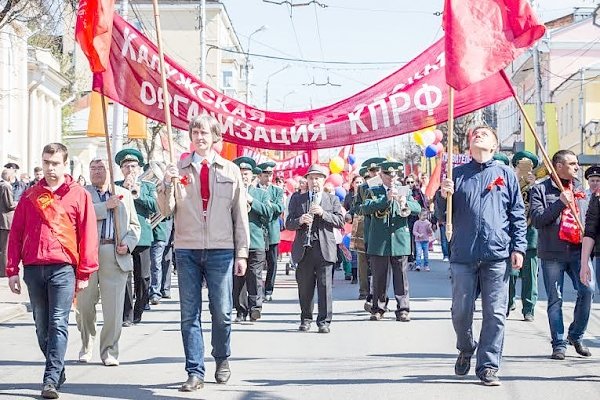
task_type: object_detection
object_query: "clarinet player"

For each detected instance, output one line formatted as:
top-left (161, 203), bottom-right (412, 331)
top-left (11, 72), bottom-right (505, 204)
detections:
top-left (286, 165), bottom-right (344, 333)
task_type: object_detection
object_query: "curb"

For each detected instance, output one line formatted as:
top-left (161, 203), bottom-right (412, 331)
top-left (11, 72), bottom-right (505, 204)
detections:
top-left (0, 303), bottom-right (28, 323)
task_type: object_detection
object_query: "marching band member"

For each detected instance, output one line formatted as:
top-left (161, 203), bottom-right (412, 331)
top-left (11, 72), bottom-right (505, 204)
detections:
top-left (158, 114), bottom-right (249, 391)
top-left (115, 148), bottom-right (158, 326)
top-left (286, 164), bottom-right (344, 333)
top-left (232, 157), bottom-right (272, 322)
top-left (360, 161), bottom-right (421, 322)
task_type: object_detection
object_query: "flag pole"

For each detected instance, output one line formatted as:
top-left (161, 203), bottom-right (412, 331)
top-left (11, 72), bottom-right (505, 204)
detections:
top-left (151, 0), bottom-right (176, 165)
top-left (445, 86), bottom-right (455, 242)
top-left (502, 72), bottom-right (584, 232)
top-left (100, 94), bottom-right (122, 243)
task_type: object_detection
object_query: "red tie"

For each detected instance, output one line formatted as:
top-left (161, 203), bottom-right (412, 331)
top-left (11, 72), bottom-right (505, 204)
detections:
top-left (200, 159), bottom-right (210, 216)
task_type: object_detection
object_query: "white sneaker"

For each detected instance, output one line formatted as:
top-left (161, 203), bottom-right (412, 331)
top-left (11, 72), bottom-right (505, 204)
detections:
top-left (79, 347), bottom-right (93, 363)
top-left (103, 355), bottom-right (120, 366)
top-left (443, 257), bottom-right (449, 262)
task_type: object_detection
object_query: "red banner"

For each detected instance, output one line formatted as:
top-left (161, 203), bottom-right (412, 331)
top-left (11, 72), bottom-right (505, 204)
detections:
top-left (240, 148), bottom-right (313, 178)
top-left (93, 15), bottom-right (514, 150)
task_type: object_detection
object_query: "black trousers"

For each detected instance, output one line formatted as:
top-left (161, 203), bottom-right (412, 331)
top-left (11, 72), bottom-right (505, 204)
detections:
top-left (233, 250), bottom-right (266, 315)
top-left (370, 255), bottom-right (410, 314)
top-left (264, 243), bottom-right (279, 295)
top-left (296, 241), bottom-right (333, 327)
top-left (124, 246), bottom-right (151, 323)
top-left (0, 229), bottom-right (8, 277)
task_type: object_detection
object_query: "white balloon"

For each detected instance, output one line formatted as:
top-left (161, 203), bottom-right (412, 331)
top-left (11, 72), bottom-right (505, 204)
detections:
top-left (421, 129), bottom-right (436, 146)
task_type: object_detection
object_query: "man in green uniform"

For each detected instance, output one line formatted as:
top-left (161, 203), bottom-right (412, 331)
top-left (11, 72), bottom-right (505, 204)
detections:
top-left (361, 161), bottom-right (421, 322)
top-left (257, 162), bottom-right (285, 302)
top-left (232, 158), bottom-right (272, 322)
top-left (115, 148), bottom-right (158, 325)
top-left (508, 150), bottom-right (539, 322)
top-left (353, 157), bottom-right (386, 306)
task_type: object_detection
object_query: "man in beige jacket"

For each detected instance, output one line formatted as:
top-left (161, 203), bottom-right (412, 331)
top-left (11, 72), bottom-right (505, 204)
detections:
top-left (76, 159), bottom-right (141, 366)
top-left (158, 114), bottom-right (249, 392)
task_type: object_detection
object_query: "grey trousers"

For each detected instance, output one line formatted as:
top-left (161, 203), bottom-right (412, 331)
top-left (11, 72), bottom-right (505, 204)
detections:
top-left (296, 241), bottom-right (333, 326)
top-left (357, 251), bottom-right (369, 297)
top-left (76, 244), bottom-right (129, 361)
top-left (0, 229), bottom-right (8, 277)
top-left (370, 255), bottom-right (410, 314)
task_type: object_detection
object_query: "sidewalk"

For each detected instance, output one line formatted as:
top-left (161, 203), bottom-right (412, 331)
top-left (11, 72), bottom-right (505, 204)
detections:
top-left (0, 277), bottom-right (29, 323)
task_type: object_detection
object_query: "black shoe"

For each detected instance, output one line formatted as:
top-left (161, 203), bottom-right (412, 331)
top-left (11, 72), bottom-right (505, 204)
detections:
top-left (551, 348), bottom-right (566, 360)
top-left (345, 275), bottom-right (352, 281)
top-left (318, 325), bottom-right (330, 334)
top-left (395, 311), bottom-right (410, 322)
top-left (250, 309), bottom-right (261, 321)
top-left (568, 336), bottom-right (592, 357)
top-left (179, 375), bottom-right (204, 392)
top-left (122, 321), bottom-right (134, 327)
top-left (264, 295), bottom-right (272, 302)
top-left (523, 314), bottom-right (534, 322)
top-left (351, 277), bottom-right (358, 284)
top-left (479, 369), bottom-right (501, 386)
top-left (57, 369), bottom-right (66, 389)
top-left (133, 318), bottom-right (141, 324)
top-left (369, 312), bottom-right (382, 321)
top-left (41, 384), bottom-right (59, 399)
top-left (363, 301), bottom-right (373, 313)
top-left (299, 320), bottom-right (311, 331)
top-left (358, 294), bottom-right (367, 300)
top-left (234, 313), bottom-right (247, 323)
top-left (161, 293), bottom-right (171, 299)
top-left (144, 303), bottom-right (151, 311)
top-left (454, 352), bottom-right (471, 376)
top-left (215, 359), bottom-right (231, 384)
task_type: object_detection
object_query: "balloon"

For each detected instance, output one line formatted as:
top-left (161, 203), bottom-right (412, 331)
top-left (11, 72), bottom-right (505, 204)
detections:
top-left (348, 154), bottom-right (356, 165)
top-left (326, 173), bottom-right (343, 187)
top-left (342, 233), bottom-right (351, 249)
top-left (414, 130), bottom-right (425, 146)
top-left (329, 156), bottom-right (345, 174)
top-left (433, 129), bottom-right (444, 145)
top-left (284, 178), bottom-right (297, 194)
top-left (334, 186), bottom-right (347, 202)
top-left (421, 128), bottom-right (436, 146)
top-left (425, 144), bottom-right (438, 158)
top-left (435, 142), bottom-right (444, 154)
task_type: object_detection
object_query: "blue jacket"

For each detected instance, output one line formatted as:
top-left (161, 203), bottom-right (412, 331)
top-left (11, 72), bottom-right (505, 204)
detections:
top-left (436, 159), bottom-right (527, 263)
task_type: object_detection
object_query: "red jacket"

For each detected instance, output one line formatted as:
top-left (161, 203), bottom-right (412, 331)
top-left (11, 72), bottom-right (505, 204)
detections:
top-left (6, 175), bottom-right (99, 280)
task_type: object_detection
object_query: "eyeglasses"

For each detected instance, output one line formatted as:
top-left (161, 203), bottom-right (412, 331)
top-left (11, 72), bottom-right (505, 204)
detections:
top-left (406, 180), bottom-right (415, 184)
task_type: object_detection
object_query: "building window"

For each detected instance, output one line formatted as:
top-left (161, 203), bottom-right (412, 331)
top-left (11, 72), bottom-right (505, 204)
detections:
top-left (222, 70), bottom-right (233, 88)
top-left (569, 99), bottom-right (574, 132)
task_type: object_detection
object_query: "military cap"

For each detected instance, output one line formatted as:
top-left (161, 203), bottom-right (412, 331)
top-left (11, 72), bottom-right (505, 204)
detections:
top-left (512, 150), bottom-right (539, 169)
top-left (304, 164), bottom-right (328, 178)
top-left (115, 148), bottom-right (144, 167)
top-left (233, 156), bottom-right (257, 171)
top-left (378, 161), bottom-right (403, 176)
top-left (359, 167), bottom-right (368, 177)
top-left (361, 157), bottom-right (387, 171)
top-left (253, 167), bottom-right (263, 175)
top-left (585, 165), bottom-right (600, 180)
top-left (3, 163), bottom-right (19, 170)
top-left (493, 152), bottom-right (510, 166)
top-left (257, 161), bottom-right (276, 173)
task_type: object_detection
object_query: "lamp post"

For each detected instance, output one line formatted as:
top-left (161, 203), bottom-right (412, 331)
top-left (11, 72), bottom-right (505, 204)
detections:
top-left (265, 64), bottom-right (290, 109)
top-left (282, 90), bottom-right (296, 110)
top-left (245, 25), bottom-right (267, 104)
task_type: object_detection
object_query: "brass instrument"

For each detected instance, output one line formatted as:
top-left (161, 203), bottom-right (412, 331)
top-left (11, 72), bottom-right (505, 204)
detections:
top-left (304, 187), bottom-right (321, 248)
top-left (375, 181), bottom-right (411, 219)
top-left (138, 161), bottom-right (168, 228)
top-left (516, 158), bottom-right (537, 223)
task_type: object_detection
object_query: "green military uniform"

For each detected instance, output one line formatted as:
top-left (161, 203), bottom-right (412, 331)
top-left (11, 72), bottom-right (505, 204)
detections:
top-left (360, 161), bottom-right (421, 321)
top-left (508, 150), bottom-right (539, 320)
top-left (232, 157), bottom-right (272, 321)
top-left (257, 162), bottom-right (285, 300)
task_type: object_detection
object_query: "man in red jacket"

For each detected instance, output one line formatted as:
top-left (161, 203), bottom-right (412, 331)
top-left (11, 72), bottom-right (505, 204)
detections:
top-left (6, 143), bottom-right (99, 399)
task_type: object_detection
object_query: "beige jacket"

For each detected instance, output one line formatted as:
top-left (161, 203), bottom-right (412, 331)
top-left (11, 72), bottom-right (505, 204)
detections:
top-left (86, 185), bottom-right (141, 272)
top-left (157, 153), bottom-right (249, 258)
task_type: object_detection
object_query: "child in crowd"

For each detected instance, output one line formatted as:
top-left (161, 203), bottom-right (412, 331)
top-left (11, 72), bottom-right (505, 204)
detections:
top-left (412, 211), bottom-right (434, 271)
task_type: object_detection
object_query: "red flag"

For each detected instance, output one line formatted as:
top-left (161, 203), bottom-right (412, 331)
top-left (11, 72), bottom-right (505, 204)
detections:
top-left (75, 0), bottom-right (116, 72)
top-left (443, 0), bottom-right (545, 90)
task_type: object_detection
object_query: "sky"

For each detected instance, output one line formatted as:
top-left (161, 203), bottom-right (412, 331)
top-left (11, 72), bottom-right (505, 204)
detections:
top-left (221, 0), bottom-right (599, 159)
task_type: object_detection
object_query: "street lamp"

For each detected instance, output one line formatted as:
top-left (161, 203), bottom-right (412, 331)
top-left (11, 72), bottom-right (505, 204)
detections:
top-left (265, 64), bottom-right (290, 109)
top-left (282, 90), bottom-right (296, 110)
top-left (245, 25), bottom-right (268, 104)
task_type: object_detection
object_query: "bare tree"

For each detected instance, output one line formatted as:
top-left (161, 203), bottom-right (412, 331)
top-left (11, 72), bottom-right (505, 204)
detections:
top-left (438, 112), bottom-right (478, 154)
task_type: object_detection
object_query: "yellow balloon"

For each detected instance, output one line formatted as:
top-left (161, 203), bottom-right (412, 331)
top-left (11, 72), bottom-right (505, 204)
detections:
top-left (329, 156), bottom-right (345, 174)
top-left (414, 130), bottom-right (425, 146)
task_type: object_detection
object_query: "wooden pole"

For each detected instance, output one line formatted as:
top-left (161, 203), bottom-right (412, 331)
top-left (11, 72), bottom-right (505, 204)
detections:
top-left (445, 86), bottom-right (455, 242)
top-left (512, 93), bottom-right (584, 232)
top-left (151, 0), bottom-right (176, 165)
top-left (100, 94), bottom-right (122, 243)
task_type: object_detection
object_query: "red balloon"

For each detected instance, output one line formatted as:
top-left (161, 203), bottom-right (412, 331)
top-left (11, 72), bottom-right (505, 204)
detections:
top-left (326, 173), bottom-right (343, 187)
top-left (435, 142), bottom-right (444, 154)
top-left (432, 129), bottom-right (444, 145)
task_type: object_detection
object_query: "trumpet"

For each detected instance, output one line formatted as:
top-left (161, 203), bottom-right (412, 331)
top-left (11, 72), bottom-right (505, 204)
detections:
top-left (375, 182), bottom-right (411, 218)
top-left (304, 187), bottom-right (321, 248)
top-left (137, 161), bottom-right (168, 228)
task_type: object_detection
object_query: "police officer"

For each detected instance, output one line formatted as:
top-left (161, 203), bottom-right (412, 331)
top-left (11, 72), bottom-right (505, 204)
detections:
top-left (257, 162), bottom-right (284, 302)
top-left (232, 158), bottom-right (272, 322)
top-left (360, 161), bottom-right (421, 322)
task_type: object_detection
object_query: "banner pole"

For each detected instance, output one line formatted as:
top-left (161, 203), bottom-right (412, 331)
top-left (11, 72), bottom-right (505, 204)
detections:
top-left (100, 94), bottom-right (122, 243)
top-left (151, 0), bottom-right (175, 165)
top-left (445, 86), bottom-right (455, 242)
top-left (511, 91), bottom-right (584, 232)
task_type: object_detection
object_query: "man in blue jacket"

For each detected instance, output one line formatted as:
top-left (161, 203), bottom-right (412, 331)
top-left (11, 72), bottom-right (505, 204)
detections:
top-left (438, 126), bottom-right (527, 387)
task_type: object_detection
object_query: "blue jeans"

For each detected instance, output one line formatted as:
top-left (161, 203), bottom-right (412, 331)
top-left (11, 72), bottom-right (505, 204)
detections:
top-left (541, 254), bottom-right (594, 350)
top-left (439, 224), bottom-right (449, 258)
top-left (175, 248), bottom-right (234, 378)
top-left (23, 264), bottom-right (75, 385)
top-left (415, 241), bottom-right (429, 268)
top-left (149, 220), bottom-right (173, 299)
top-left (451, 260), bottom-right (509, 376)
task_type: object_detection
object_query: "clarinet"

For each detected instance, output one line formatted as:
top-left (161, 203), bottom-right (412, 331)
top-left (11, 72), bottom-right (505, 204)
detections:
top-left (304, 187), bottom-right (321, 248)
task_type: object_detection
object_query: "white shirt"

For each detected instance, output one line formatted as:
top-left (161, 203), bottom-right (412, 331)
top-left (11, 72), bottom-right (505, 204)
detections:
top-left (191, 151), bottom-right (216, 171)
